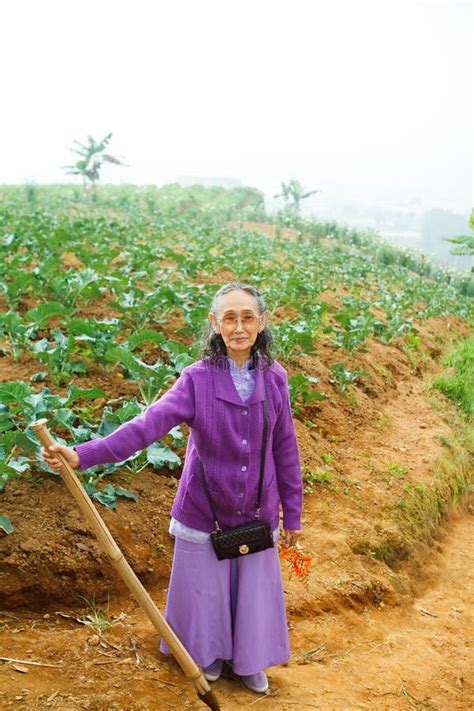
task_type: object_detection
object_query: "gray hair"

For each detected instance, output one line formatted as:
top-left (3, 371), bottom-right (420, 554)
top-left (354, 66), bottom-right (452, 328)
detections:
top-left (210, 282), bottom-right (266, 317)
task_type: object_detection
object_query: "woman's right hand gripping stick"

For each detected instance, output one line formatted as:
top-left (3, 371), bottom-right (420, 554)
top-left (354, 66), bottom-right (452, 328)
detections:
top-left (40, 444), bottom-right (80, 472)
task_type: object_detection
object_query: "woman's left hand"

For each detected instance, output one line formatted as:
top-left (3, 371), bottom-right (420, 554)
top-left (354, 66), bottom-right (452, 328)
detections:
top-left (282, 529), bottom-right (301, 548)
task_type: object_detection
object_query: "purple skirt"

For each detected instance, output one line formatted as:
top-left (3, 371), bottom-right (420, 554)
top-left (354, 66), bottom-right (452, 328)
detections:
top-left (159, 536), bottom-right (291, 675)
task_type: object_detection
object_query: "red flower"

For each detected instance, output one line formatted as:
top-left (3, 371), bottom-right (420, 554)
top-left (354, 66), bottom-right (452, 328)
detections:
top-left (279, 543), bottom-right (313, 586)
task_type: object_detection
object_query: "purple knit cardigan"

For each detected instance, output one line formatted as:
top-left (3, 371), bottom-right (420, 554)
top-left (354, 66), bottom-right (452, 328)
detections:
top-left (74, 357), bottom-right (303, 532)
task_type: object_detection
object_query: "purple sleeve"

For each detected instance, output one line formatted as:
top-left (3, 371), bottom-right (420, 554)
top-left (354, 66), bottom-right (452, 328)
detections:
top-left (73, 369), bottom-right (195, 471)
top-left (272, 372), bottom-right (303, 530)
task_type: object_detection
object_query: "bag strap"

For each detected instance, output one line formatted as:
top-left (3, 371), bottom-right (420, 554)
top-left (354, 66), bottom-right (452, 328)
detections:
top-left (198, 368), bottom-right (269, 531)
top-left (256, 376), bottom-right (269, 517)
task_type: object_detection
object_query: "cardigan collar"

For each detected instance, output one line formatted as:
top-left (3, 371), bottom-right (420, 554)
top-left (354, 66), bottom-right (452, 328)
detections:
top-left (211, 354), bottom-right (266, 405)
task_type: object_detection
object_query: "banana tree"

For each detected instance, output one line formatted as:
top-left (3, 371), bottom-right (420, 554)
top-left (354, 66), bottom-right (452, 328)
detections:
top-left (275, 178), bottom-right (320, 213)
top-left (63, 133), bottom-right (125, 189)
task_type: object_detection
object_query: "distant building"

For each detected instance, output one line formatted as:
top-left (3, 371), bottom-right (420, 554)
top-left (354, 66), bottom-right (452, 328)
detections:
top-left (176, 175), bottom-right (242, 188)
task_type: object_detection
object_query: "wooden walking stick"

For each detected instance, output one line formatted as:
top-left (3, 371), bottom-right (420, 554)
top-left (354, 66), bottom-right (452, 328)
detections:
top-left (31, 418), bottom-right (220, 711)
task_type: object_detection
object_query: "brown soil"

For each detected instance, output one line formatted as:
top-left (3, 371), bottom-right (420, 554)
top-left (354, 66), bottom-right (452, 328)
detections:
top-left (0, 504), bottom-right (471, 710)
top-left (0, 308), bottom-right (472, 709)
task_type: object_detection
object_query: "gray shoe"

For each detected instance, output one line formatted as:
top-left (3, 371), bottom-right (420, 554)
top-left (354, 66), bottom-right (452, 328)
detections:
top-left (240, 671), bottom-right (269, 693)
top-left (202, 659), bottom-right (224, 682)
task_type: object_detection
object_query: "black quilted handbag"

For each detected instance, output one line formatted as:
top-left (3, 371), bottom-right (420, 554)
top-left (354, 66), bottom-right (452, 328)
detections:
top-left (210, 518), bottom-right (274, 561)
top-left (198, 377), bottom-right (274, 560)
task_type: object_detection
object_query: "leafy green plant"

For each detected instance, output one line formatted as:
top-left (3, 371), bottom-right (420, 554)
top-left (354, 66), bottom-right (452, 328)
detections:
top-left (83, 481), bottom-right (138, 509)
top-left (302, 466), bottom-right (333, 494)
top-left (0, 381), bottom-right (105, 495)
top-left (384, 462), bottom-right (409, 478)
top-left (32, 329), bottom-right (88, 385)
top-left (273, 320), bottom-right (318, 359)
top-left (0, 270), bottom-right (41, 308)
top-left (67, 268), bottom-right (106, 309)
top-left (0, 311), bottom-right (36, 361)
top-left (105, 343), bottom-right (175, 405)
top-left (145, 442), bottom-right (181, 470)
top-left (0, 515), bottom-right (13, 534)
top-left (332, 304), bottom-right (377, 353)
top-left (25, 302), bottom-right (69, 327)
top-left (0, 449), bottom-right (30, 492)
top-left (402, 333), bottom-right (430, 372)
top-left (160, 339), bottom-right (196, 372)
top-left (329, 362), bottom-right (364, 392)
top-left (288, 374), bottom-right (328, 415)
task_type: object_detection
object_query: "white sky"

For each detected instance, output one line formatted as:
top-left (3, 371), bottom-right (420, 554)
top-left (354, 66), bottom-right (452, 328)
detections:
top-left (0, 0), bottom-right (471, 212)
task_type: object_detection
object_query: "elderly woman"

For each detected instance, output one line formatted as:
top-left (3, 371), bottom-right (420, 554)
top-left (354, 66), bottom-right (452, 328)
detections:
top-left (42, 282), bottom-right (303, 694)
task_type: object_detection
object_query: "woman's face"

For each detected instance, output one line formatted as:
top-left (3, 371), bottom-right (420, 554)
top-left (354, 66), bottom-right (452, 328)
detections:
top-left (208, 289), bottom-right (268, 362)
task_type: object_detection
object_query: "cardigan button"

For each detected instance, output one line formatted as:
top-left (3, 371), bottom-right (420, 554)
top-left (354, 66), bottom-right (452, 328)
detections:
top-left (242, 410), bottom-right (248, 415)
top-left (241, 465), bottom-right (247, 471)
top-left (236, 510), bottom-right (242, 515)
top-left (242, 439), bottom-right (247, 445)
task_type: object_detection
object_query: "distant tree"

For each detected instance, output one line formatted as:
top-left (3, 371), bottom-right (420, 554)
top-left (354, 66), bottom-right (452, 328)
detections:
top-left (63, 133), bottom-right (125, 188)
top-left (275, 178), bottom-right (320, 213)
top-left (444, 207), bottom-right (474, 268)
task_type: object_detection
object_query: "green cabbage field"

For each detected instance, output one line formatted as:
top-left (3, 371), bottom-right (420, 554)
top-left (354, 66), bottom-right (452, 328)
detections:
top-left (0, 184), bottom-right (472, 528)
top-left (0, 184), bottom-right (473, 710)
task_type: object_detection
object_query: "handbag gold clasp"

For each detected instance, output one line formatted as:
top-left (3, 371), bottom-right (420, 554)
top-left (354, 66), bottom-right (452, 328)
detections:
top-left (239, 544), bottom-right (250, 555)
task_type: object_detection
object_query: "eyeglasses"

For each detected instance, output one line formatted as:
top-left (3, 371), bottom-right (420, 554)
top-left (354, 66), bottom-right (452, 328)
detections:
top-left (218, 313), bottom-right (261, 328)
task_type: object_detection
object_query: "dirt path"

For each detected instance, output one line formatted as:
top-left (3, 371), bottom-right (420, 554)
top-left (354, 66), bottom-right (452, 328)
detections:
top-left (265, 502), bottom-right (473, 711)
top-left (1, 502), bottom-right (472, 710)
